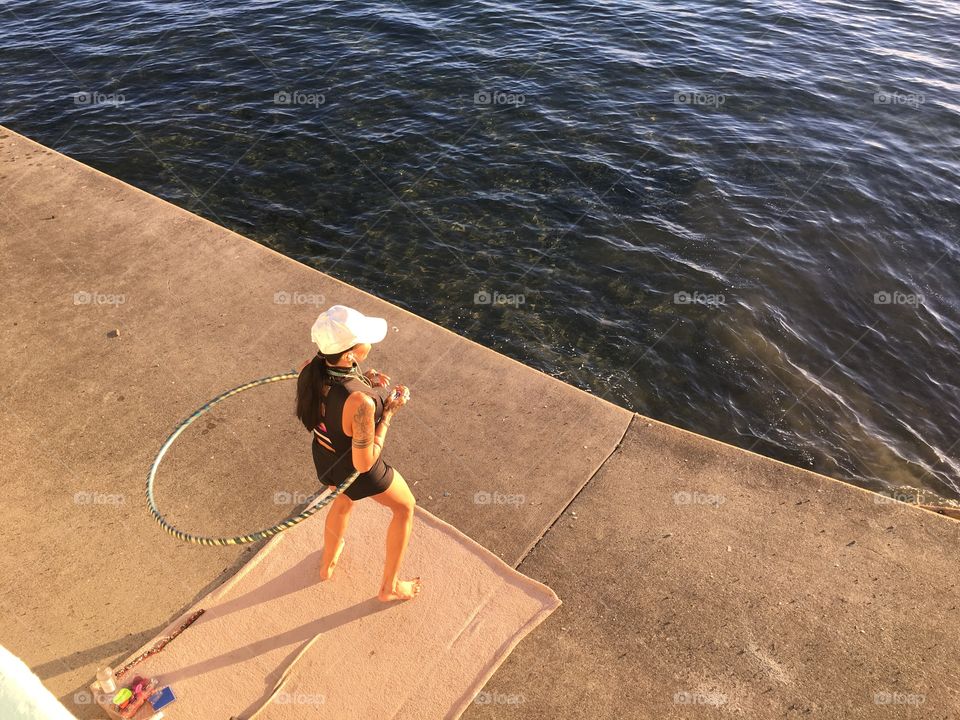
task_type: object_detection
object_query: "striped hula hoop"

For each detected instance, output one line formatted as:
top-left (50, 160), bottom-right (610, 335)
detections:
top-left (146, 370), bottom-right (359, 546)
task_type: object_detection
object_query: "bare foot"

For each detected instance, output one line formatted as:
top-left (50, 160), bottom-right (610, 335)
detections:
top-left (319, 538), bottom-right (345, 581)
top-left (378, 577), bottom-right (423, 602)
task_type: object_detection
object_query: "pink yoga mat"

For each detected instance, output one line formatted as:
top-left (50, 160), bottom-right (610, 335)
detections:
top-left (103, 500), bottom-right (560, 719)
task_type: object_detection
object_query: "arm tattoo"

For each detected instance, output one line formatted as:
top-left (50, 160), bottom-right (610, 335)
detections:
top-left (351, 396), bottom-right (375, 449)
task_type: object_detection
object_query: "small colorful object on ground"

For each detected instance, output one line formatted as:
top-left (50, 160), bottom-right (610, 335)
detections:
top-left (112, 675), bottom-right (156, 719)
top-left (146, 371), bottom-right (360, 546)
top-left (149, 685), bottom-right (176, 711)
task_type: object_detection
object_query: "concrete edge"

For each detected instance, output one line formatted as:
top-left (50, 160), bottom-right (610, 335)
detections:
top-left (633, 411), bottom-right (959, 526)
top-left (517, 408), bottom-right (958, 572)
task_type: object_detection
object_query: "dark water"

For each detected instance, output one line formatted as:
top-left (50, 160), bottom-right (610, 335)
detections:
top-left (3, 0), bottom-right (958, 500)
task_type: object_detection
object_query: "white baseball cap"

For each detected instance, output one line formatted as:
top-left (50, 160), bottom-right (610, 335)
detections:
top-left (311, 305), bottom-right (388, 355)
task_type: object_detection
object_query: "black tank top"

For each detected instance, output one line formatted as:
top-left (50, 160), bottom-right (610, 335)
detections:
top-left (313, 371), bottom-right (387, 456)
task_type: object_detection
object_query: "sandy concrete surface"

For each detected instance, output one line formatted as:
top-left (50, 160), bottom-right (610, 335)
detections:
top-left (466, 415), bottom-right (960, 719)
top-left (95, 499), bottom-right (558, 720)
top-left (1, 125), bottom-right (957, 719)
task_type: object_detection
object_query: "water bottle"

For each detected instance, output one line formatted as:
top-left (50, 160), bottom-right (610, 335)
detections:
top-left (96, 666), bottom-right (117, 694)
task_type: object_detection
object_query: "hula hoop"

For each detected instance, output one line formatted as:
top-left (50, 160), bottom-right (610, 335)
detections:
top-left (146, 370), bottom-right (359, 546)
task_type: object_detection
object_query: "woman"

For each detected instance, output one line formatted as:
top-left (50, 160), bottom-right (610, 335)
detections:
top-left (296, 305), bottom-right (422, 602)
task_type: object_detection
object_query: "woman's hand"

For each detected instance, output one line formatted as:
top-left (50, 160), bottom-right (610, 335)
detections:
top-left (364, 369), bottom-right (390, 387)
top-left (383, 384), bottom-right (410, 414)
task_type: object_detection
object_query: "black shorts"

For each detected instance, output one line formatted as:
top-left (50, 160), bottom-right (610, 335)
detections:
top-left (311, 439), bottom-right (395, 501)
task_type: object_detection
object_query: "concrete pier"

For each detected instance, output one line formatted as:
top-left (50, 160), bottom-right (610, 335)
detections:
top-left (1, 125), bottom-right (957, 718)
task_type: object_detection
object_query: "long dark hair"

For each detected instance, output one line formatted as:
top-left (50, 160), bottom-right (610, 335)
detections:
top-left (296, 345), bottom-right (356, 431)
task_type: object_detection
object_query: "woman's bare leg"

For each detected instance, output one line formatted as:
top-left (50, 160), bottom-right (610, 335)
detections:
top-left (369, 469), bottom-right (422, 601)
top-left (320, 491), bottom-right (353, 580)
